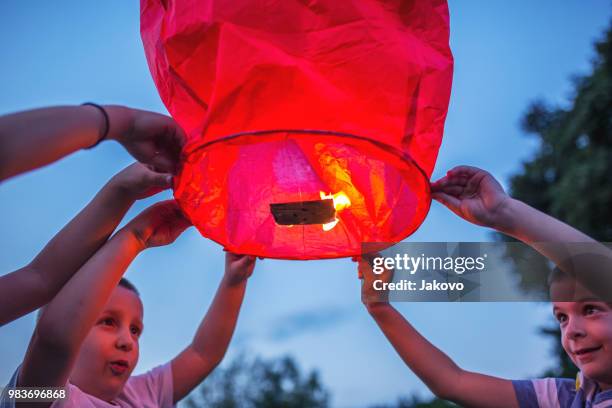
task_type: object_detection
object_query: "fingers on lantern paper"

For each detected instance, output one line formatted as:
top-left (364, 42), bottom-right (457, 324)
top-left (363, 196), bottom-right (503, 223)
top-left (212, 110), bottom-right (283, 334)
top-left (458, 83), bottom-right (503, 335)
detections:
top-left (141, 0), bottom-right (453, 260)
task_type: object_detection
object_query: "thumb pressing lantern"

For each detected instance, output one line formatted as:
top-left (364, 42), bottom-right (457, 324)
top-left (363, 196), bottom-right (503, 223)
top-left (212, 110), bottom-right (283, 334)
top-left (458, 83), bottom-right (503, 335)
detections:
top-left (141, 0), bottom-right (453, 259)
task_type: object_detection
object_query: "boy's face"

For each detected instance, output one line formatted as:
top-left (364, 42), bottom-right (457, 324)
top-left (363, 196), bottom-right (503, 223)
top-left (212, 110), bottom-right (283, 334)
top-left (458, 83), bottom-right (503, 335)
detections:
top-left (552, 280), bottom-right (612, 389)
top-left (70, 286), bottom-right (144, 401)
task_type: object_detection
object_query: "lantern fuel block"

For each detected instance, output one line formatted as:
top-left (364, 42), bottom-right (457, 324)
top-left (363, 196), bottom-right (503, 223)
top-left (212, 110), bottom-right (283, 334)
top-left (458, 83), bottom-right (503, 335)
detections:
top-left (141, 0), bottom-right (454, 259)
top-left (270, 199), bottom-right (335, 226)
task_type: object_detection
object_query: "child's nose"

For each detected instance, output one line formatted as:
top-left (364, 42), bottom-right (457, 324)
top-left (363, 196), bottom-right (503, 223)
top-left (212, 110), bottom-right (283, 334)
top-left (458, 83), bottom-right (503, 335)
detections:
top-left (115, 329), bottom-right (135, 351)
top-left (566, 317), bottom-right (587, 339)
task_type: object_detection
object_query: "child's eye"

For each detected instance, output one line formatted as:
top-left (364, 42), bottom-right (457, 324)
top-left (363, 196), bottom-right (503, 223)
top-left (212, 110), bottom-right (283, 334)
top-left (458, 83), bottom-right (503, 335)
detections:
top-left (584, 305), bottom-right (600, 315)
top-left (555, 313), bottom-right (568, 324)
top-left (130, 326), bottom-right (141, 336)
top-left (99, 317), bottom-right (115, 326)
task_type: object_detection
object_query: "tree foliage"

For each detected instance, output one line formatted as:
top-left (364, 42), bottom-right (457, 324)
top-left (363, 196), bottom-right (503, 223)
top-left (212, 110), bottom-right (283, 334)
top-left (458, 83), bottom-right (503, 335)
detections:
top-left (510, 24), bottom-right (612, 241)
top-left (369, 396), bottom-right (457, 408)
top-left (183, 354), bottom-right (330, 408)
top-left (504, 22), bottom-right (612, 379)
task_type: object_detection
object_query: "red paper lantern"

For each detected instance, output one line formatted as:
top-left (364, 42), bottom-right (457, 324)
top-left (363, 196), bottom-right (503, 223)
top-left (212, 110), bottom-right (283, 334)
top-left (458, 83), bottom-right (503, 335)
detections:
top-left (141, 0), bottom-right (453, 259)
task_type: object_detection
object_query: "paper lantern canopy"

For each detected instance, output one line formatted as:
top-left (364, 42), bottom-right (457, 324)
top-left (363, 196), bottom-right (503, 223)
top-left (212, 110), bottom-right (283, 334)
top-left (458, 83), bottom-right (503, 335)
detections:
top-left (141, 0), bottom-right (453, 259)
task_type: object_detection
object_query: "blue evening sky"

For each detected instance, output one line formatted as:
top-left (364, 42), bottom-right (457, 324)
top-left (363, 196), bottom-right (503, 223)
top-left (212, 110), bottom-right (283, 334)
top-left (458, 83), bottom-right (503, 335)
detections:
top-left (0, 2), bottom-right (610, 407)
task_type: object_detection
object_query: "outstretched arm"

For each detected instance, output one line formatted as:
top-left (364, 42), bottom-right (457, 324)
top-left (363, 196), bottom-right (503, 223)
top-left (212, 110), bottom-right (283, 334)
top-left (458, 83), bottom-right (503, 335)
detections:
top-left (171, 253), bottom-right (255, 403)
top-left (431, 165), bottom-right (612, 298)
top-left (0, 163), bottom-right (172, 325)
top-left (431, 165), bottom-right (596, 244)
top-left (17, 201), bottom-right (191, 397)
top-left (0, 105), bottom-right (185, 181)
top-left (358, 259), bottom-right (518, 408)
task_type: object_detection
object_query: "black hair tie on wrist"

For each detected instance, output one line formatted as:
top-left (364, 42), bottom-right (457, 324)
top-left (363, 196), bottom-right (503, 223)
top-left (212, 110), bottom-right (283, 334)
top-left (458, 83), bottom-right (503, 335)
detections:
top-left (82, 102), bottom-right (110, 149)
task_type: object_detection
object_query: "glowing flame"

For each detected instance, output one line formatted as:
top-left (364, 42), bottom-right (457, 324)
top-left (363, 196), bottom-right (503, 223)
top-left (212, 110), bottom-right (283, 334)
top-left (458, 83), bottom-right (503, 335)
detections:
top-left (319, 191), bottom-right (351, 231)
top-left (322, 218), bottom-right (339, 231)
top-left (320, 191), bottom-right (351, 210)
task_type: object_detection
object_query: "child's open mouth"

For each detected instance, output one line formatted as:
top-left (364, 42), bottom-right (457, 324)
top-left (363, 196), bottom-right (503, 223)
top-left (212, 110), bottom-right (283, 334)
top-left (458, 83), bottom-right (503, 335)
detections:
top-left (109, 360), bottom-right (129, 375)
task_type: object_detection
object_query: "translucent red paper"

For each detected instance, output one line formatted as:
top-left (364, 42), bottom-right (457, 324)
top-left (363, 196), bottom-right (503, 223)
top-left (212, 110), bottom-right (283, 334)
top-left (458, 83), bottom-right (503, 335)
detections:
top-left (141, 0), bottom-right (453, 259)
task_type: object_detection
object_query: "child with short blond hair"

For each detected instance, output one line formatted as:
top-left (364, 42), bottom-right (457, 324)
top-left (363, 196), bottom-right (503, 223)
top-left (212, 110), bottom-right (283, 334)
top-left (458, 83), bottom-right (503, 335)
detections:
top-left (360, 165), bottom-right (612, 407)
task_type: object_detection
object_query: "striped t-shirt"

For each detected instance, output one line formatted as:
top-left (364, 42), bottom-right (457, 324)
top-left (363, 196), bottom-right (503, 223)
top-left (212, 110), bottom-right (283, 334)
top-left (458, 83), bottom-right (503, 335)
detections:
top-left (513, 373), bottom-right (612, 408)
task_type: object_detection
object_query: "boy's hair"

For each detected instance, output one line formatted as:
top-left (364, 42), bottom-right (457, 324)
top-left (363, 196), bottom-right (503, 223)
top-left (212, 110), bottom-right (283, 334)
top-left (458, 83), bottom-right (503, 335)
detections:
top-left (118, 277), bottom-right (139, 296)
top-left (547, 266), bottom-right (569, 286)
top-left (548, 252), bottom-right (612, 303)
top-left (36, 278), bottom-right (139, 322)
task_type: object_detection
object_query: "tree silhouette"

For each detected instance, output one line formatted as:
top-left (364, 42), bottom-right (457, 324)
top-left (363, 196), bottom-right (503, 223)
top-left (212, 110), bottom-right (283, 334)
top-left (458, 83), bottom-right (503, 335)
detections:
top-left (184, 354), bottom-right (329, 408)
top-left (503, 21), bottom-right (612, 379)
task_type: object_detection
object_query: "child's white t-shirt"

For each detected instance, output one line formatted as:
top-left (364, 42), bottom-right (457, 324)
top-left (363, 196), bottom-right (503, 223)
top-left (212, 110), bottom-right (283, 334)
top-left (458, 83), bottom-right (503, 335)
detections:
top-left (1, 363), bottom-right (175, 408)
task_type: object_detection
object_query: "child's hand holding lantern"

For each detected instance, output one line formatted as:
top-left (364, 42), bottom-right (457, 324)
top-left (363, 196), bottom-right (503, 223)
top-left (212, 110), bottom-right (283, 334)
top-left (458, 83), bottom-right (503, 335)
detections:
top-left (355, 253), bottom-right (393, 308)
top-left (224, 253), bottom-right (256, 287)
top-left (106, 106), bottom-right (186, 175)
top-left (125, 200), bottom-right (191, 249)
top-left (107, 162), bottom-right (173, 200)
top-left (431, 165), bottom-right (512, 231)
